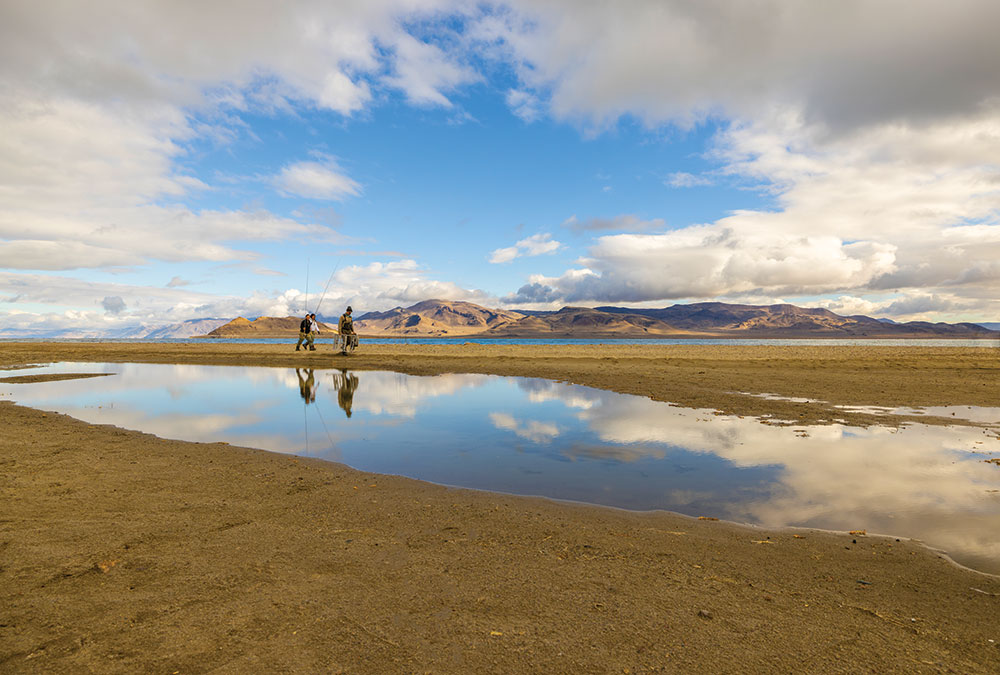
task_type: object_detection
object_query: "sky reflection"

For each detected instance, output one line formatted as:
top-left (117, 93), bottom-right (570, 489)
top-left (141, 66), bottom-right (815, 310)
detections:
top-left (4, 361), bottom-right (1000, 574)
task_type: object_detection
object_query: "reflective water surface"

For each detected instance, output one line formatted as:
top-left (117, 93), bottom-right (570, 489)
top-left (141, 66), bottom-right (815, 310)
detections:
top-left (4, 362), bottom-right (1000, 574)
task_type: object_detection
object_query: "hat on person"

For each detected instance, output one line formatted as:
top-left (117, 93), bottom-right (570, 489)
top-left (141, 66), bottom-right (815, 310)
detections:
top-left (346, 306), bottom-right (352, 312)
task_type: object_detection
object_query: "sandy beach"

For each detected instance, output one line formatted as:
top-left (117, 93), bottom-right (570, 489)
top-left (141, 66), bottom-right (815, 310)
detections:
top-left (2, 342), bottom-right (999, 672)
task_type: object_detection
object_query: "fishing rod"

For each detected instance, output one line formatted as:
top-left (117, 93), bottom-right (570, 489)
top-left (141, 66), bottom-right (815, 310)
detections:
top-left (304, 258), bottom-right (310, 316)
top-left (311, 259), bottom-right (342, 317)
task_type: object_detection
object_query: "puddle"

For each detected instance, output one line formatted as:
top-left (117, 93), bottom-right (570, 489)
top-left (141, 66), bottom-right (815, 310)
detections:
top-left (4, 362), bottom-right (1000, 575)
top-left (740, 391), bottom-right (1000, 427)
top-left (834, 404), bottom-right (1000, 426)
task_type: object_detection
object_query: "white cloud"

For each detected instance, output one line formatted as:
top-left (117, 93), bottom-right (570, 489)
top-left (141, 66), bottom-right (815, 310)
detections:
top-left (489, 233), bottom-right (562, 264)
top-left (317, 71), bottom-right (372, 116)
top-left (488, 1), bottom-right (1000, 133)
top-left (509, 228), bottom-right (898, 304)
top-left (0, 92), bottom-right (347, 272)
top-left (275, 159), bottom-right (361, 201)
top-left (0, 1), bottom-right (471, 117)
top-left (666, 172), bottom-right (713, 188)
top-left (384, 31), bottom-right (480, 107)
top-left (321, 259), bottom-right (495, 312)
top-left (506, 88), bottom-right (541, 122)
top-left (0, 1), bottom-right (473, 277)
top-left (0, 241), bottom-right (135, 271)
top-left (812, 293), bottom-right (995, 323)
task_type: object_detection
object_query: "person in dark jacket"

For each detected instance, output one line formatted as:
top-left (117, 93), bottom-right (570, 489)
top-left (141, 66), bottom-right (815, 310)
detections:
top-left (295, 313), bottom-right (315, 351)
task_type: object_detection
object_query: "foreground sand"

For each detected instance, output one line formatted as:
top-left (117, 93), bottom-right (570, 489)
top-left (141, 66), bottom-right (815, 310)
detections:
top-left (2, 342), bottom-right (1000, 672)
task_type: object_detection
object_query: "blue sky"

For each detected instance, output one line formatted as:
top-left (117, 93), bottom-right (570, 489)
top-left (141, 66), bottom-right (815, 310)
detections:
top-left (2, 1), bottom-right (999, 335)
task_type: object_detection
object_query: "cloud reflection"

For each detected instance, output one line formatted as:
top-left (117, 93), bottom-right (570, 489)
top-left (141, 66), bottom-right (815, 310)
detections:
top-left (490, 412), bottom-right (562, 444)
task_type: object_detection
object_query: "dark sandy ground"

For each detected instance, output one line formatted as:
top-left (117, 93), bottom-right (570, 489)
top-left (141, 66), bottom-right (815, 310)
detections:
top-left (1, 342), bottom-right (999, 673)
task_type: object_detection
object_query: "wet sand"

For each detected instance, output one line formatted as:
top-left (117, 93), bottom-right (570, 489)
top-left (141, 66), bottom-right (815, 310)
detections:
top-left (2, 342), bottom-right (999, 672)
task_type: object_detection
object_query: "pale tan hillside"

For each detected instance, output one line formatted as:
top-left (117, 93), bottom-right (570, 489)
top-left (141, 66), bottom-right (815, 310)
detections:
top-left (204, 316), bottom-right (335, 338)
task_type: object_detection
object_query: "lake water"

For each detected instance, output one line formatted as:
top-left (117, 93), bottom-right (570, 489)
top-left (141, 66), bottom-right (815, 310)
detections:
top-left (3, 336), bottom-right (1000, 347)
top-left (4, 362), bottom-right (1000, 574)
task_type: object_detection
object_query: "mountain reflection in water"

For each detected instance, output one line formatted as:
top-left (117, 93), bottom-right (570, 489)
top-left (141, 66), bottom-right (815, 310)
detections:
top-left (5, 361), bottom-right (1000, 574)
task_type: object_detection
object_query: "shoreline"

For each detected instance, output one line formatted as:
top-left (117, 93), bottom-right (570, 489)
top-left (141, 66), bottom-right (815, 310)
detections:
top-left (9, 332), bottom-right (1000, 341)
top-left (3, 342), bottom-right (1000, 672)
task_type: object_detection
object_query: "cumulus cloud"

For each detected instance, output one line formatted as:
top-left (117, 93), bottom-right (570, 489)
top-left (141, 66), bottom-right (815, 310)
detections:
top-left (813, 293), bottom-right (991, 323)
top-left (880, 294), bottom-right (959, 318)
top-left (489, 233), bottom-right (562, 264)
top-left (101, 296), bottom-right (126, 314)
top-left (507, 227), bottom-right (897, 305)
top-left (487, 0), bottom-right (1000, 132)
top-left (321, 259), bottom-right (495, 312)
top-left (0, 1), bottom-right (471, 277)
top-left (384, 31), bottom-right (480, 107)
top-left (506, 88), bottom-right (541, 122)
top-left (0, 1), bottom-right (472, 116)
top-left (0, 92), bottom-right (346, 272)
top-left (274, 158), bottom-right (361, 201)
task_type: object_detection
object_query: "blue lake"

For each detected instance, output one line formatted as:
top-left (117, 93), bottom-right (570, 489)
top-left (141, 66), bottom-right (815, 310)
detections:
top-left (2, 336), bottom-right (1000, 347)
top-left (3, 361), bottom-right (1000, 574)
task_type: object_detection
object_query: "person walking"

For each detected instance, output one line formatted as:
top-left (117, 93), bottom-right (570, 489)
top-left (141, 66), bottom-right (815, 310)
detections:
top-left (338, 306), bottom-right (356, 355)
top-left (295, 313), bottom-right (312, 351)
top-left (308, 313), bottom-right (320, 350)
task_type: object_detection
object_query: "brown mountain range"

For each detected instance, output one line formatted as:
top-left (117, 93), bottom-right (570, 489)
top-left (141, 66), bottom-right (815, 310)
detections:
top-left (589, 302), bottom-right (997, 338)
top-left (355, 300), bottom-right (524, 336)
top-left (485, 307), bottom-right (699, 337)
top-left (200, 300), bottom-right (998, 339)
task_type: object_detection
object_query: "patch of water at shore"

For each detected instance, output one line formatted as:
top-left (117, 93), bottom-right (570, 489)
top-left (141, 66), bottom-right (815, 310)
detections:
top-left (4, 361), bottom-right (1000, 574)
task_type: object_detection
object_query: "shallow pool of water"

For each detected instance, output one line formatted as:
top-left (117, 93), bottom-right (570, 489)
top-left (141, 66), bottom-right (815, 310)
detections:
top-left (4, 362), bottom-right (1000, 574)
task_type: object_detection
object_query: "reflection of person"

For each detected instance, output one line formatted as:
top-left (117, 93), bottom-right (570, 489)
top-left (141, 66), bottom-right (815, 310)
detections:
top-left (296, 368), bottom-right (316, 404)
top-left (331, 369), bottom-right (359, 417)
top-left (295, 313), bottom-right (316, 351)
top-left (338, 306), bottom-right (357, 355)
